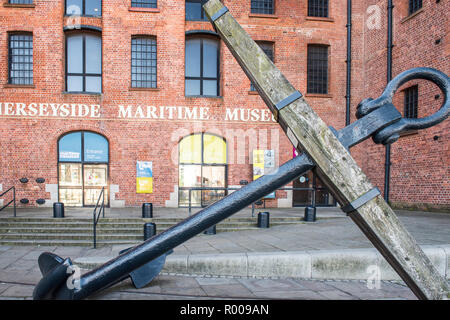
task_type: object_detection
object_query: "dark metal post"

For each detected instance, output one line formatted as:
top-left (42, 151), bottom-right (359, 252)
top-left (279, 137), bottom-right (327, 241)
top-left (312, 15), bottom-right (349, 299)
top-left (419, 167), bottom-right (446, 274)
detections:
top-left (143, 223), bottom-right (157, 240)
top-left (188, 189), bottom-right (192, 216)
top-left (345, 0), bottom-right (352, 126)
top-left (142, 203), bottom-right (153, 218)
top-left (93, 212), bottom-right (96, 249)
top-left (257, 212), bottom-right (270, 228)
top-left (53, 202), bottom-right (64, 218)
top-left (13, 187), bottom-right (16, 217)
top-left (384, 0), bottom-right (394, 202)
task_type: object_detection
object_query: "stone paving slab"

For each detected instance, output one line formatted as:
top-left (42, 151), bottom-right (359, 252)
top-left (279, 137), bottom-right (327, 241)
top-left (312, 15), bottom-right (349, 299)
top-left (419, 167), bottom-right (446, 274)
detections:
top-left (0, 209), bottom-right (448, 300)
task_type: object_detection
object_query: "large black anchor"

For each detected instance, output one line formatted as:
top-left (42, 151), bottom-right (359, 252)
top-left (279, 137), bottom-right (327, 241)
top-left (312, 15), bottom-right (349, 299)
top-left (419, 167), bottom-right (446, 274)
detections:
top-left (33, 67), bottom-right (449, 300)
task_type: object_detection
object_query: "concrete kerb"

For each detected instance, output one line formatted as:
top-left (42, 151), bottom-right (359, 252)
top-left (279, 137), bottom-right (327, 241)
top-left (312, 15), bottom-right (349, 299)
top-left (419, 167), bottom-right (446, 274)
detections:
top-left (73, 244), bottom-right (450, 281)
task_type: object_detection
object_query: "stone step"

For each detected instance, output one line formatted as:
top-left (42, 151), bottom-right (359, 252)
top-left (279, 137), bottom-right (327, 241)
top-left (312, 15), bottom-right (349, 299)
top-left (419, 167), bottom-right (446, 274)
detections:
top-left (0, 221), bottom-right (302, 230)
top-left (0, 216), bottom-right (303, 223)
top-left (0, 239), bottom-right (140, 247)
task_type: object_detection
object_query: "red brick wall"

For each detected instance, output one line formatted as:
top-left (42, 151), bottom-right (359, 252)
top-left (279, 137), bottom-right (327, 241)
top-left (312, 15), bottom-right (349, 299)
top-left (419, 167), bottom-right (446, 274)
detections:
top-left (0, 0), bottom-right (447, 210)
top-left (351, 0), bottom-right (449, 211)
top-left (0, 0), bottom-right (348, 208)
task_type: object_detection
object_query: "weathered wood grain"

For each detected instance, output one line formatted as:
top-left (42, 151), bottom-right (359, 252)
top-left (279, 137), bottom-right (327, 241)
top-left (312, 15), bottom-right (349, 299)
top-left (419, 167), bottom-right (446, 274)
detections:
top-left (204, 0), bottom-right (449, 299)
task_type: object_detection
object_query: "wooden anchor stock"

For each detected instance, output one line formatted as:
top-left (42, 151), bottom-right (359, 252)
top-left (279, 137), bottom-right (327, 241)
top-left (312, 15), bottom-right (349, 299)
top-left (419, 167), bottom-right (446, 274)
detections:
top-left (203, 0), bottom-right (449, 300)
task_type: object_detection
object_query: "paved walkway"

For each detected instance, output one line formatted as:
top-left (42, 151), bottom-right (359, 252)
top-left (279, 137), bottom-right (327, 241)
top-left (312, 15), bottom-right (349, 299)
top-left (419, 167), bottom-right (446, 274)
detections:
top-left (0, 208), bottom-right (448, 300)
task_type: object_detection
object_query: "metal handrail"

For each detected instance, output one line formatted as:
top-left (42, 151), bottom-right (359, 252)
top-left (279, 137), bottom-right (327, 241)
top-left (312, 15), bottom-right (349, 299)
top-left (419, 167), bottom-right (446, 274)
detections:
top-left (0, 186), bottom-right (16, 217)
top-left (180, 186), bottom-right (317, 216)
top-left (93, 187), bottom-right (105, 249)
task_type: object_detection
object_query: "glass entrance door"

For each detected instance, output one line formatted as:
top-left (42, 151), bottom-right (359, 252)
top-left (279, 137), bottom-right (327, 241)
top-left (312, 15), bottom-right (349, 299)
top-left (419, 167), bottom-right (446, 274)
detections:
top-left (58, 131), bottom-right (109, 207)
top-left (59, 163), bottom-right (83, 206)
top-left (293, 171), bottom-right (336, 207)
top-left (201, 165), bottom-right (226, 207)
top-left (83, 164), bottom-right (108, 206)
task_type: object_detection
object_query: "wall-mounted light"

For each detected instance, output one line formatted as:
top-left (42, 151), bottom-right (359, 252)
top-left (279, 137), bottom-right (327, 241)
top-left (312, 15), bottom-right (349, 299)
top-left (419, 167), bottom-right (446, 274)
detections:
top-left (239, 180), bottom-right (249, 185)
top-left (36, 178), bottom-right (45, 184)
top-left (20, 198), bottom-right (29, 204)
top-left (433, 136), bottom-right (440, 141)
top-left (19, 178), bottom-right (29, 183)
top-left (36, 199), bottom-right (46, 205)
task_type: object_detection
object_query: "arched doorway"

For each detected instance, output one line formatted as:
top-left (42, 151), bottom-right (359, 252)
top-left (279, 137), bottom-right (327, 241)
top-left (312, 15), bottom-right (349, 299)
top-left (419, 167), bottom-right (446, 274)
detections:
top-left (58, 131), bottom-right (109, 207)
top-left (178, 133), bottom-right (227, 207)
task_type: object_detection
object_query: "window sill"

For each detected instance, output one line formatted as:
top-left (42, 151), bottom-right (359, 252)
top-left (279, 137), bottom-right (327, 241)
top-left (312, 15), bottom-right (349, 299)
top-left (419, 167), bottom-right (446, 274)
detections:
top-left (248, 13), bottom-right (278, 19)
top-left (401, 8), bottom-right (424, 24)
top-left (305, 16), bottom-right (334, 23)
top-left (4, 84), bottom-right (35, 88)
top-left (3, 3), bottom-right (35, 8)
top-left (185, 95), bottom-right (223, 99)
top-left (129, 87), bottom-right (160, 91)
top-left (128, 7), bottom-right (160, 13)
top-left (305, 93), bottom-right (332, 98)
top-left (62, 91), bottom-right (102, 96)
top-left (63, 14), bottom-right (102, 18)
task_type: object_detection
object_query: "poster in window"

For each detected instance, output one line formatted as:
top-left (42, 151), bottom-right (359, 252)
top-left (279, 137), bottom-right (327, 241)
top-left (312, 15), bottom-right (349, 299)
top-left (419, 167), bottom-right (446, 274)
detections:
top-left (253, 150), bottom-right (276, 199)
top-left (136, 161), bottom-right (153, 194)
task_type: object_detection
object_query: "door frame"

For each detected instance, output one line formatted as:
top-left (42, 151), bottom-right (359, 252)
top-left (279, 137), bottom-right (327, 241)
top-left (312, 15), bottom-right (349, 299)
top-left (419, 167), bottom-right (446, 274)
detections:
top-left (57, 131), bottom-right (110, 207)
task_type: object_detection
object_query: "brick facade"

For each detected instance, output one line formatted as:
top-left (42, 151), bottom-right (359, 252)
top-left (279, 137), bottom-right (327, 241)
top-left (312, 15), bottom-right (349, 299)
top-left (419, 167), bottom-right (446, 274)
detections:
top-left (0, 0), bottom-right (448, 210)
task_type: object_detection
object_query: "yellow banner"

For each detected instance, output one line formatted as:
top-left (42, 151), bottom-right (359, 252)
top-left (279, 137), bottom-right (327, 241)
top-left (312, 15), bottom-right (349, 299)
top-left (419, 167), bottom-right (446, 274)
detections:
top-left (136, 177), bottom-right (153, 194)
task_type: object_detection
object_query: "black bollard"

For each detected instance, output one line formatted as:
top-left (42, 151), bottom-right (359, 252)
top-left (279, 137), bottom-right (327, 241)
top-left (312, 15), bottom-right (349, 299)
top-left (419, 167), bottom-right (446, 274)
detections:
top-left (53, 202), bottom-right (64, 218)
top-left (203, 225), bottom-right (216, 235)
top-left (143, 223), bottom-right (156, 241)
top-left (257, 212), bottom-right (270, 228)
top-left (142, 203), bottom-right (153, 218)
top-left (304, 206), bottom-right (316, 222)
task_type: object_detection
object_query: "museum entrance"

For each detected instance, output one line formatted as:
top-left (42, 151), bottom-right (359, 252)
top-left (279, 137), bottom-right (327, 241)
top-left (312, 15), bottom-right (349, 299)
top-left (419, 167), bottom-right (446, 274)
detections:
top-left (58, 131), bottom-right (109, 207)
top-left (292, 171), bottom-right (336, 207)
top-left (178, 133), bottom-right (227, 207)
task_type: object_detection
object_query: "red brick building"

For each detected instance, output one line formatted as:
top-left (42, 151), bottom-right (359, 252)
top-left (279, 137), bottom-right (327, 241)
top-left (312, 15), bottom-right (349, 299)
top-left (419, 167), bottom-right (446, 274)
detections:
top-left (0, 0), bottom-right (448, 211)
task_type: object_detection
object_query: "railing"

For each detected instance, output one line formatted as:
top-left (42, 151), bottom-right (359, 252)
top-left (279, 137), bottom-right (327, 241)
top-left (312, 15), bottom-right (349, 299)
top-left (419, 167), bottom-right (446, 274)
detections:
top-left (180, 186), bottom-right (317, 216)
top-left (0, 186), bottom-right (16, 217)
top-left (93, 187), bottom-right (105, 249)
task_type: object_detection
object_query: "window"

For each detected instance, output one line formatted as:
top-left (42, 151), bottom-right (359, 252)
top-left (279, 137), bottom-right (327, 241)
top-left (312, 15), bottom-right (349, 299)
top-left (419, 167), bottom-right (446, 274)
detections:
top-left (9, 0), bottom-right (33, 4)
top-left (185, 37), bottom-right (219, 97)
top-left (178, 133), bottom-right (227, 207)
top-left (8, 33), bottom-right (33, 85)
top-left (131, 0), bottom-right (157, 8)
top-left (250, 42), bottom-right (273, 91)
top-left (409, 0), bottom-right (422, 15)
top-left (308, 0), bottom-right (329, 18)
top-left (251, 0), bottom-right (274, 15)
top-left (66, 0), bottom-right (101, 16)
top-left (66, 32), bottom-right (102, 93)
top-left (307, 45), bottom-right (328, 94)
top-left (404, 85), bottom-right (418, 119)
top-left (131, 37), bottom-right (157, 88)
top-left (186, 0), bottom-right (208, 21)
top-left (58, 131), bottom-right (109, 207)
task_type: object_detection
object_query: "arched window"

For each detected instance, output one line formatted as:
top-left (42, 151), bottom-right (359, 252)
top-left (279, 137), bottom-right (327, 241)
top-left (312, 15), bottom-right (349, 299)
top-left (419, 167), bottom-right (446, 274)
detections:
top-left (178, 133), bottom-right (227, 207)
top-left (58, 131), bottom-right (109, 206)
top-left (185, 36), bottom-right (219, 97)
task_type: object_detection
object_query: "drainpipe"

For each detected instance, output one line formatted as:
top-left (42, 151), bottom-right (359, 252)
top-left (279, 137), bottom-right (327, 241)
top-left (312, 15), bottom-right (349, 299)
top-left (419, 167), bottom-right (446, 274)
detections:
top-left (384, 0), bottom-right (394, 202)
top-left (345, 0), bottom-right (352, 126)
